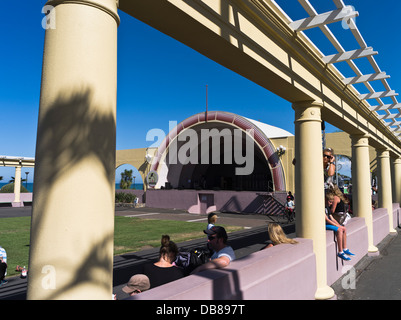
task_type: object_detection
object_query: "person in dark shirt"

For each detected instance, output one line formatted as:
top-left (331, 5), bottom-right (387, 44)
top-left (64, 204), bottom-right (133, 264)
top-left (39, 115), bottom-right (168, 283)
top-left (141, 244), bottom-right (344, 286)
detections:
top-left (325, 192), bottom-right (355, 261)
top-left (143, 235), bottom-right (185, 288)
top-left (327, 185), bottom-right (351, 226)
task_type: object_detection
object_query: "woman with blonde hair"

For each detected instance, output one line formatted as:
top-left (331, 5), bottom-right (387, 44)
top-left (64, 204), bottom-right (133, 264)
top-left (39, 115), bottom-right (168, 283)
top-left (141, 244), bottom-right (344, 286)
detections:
top-left (263, 223), bottom-right (298, 249)
top-left (326, 185), bottom-right (351, 225)
top-left (325, 193), bottom-right (354, 260)
top-left (329, 184), bottom-right (349, 203)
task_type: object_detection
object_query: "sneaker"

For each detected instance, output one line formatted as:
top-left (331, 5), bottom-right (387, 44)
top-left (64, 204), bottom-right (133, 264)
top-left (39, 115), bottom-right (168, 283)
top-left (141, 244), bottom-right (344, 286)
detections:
top-left (338, 252), bottom-right (351, 261)
top-left (343, 249), bottom-right (355, 256)
top-left (0, 280), bottom-right (8, 287)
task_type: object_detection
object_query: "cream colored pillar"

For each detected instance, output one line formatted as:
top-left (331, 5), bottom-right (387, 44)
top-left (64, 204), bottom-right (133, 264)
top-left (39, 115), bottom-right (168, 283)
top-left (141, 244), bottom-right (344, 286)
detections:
top-left (293, 101), bottom-right (334, 300)
top-left (393, 158), bottom-right (401, 229)
top-left (27, 0), bottom-right (119, 300)
top-left (350, 134), bottom-right (378, 253)
top-left (377, 149), bottom-right (397, 233)
top-left (13, 166), bottom-right (22, 206)
top-left (391, 158), bottom-right (401, 205)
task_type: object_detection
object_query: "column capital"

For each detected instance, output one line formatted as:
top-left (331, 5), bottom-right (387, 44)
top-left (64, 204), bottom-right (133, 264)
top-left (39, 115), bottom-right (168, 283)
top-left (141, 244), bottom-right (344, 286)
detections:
top-left (377, 148), bottom-right (390, 158)
top-left (350, 134), bottom-right (370, 147)
top-left (292, 101), bottom-right (323, 123)
top-left (292, 100), bottom-right (324, 109)
top-left (394, 158), bottom-right (401, 165)
top-left (46, 0), bottom-right (120, 25)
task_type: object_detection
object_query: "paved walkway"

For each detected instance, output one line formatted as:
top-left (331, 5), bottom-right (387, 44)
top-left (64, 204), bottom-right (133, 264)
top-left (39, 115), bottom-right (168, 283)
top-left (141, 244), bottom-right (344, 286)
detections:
top-left (332, 228), bottom-right (401, 300)
top-left (1, 205), bottom-right (401, 300)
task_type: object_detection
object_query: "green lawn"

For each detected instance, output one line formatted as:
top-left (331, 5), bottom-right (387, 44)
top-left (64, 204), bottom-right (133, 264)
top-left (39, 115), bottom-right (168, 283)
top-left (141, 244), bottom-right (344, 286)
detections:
top-left (0, 216), bottom-right (242, 278)
top-left (0, 217), bottom-right (31, 278)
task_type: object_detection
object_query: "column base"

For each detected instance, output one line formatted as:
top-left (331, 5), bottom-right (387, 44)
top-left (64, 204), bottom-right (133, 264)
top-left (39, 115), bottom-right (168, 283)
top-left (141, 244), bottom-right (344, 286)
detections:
top-left (367, 245), bottom-right (380, 256)
top-left (12, 201), bottom-right (24, 208)
top-left (315, 286), bottom-right (336, 300)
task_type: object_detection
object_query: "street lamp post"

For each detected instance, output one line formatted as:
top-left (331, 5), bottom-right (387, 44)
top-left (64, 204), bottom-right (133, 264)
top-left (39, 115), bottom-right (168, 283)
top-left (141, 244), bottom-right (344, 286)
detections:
top-left (25, 172), bottom-right (29, 189)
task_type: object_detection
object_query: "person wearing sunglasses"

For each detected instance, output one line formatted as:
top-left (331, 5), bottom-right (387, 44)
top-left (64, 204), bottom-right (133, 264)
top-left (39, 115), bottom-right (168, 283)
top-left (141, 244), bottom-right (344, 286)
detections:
top-left (191, 226), bottom-right (235, 274)
top-left (323, 147), bottom-right (336, 189)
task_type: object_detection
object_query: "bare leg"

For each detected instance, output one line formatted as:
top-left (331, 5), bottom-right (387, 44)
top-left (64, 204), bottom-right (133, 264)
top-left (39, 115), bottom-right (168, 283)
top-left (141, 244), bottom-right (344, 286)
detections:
top-left (336, 229), bottom-right (343, 252)
top-left (341, 226), bottom-right (347, 250)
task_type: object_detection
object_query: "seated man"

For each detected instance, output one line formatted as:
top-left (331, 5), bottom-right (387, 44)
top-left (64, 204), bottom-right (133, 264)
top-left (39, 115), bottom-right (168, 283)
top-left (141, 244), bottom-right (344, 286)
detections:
top-left (191, 226), bottom-right (235, 274)
top-left (0, 245), bottom-right (7, 286)
top-left (285, 195), bottom-right (295, 221)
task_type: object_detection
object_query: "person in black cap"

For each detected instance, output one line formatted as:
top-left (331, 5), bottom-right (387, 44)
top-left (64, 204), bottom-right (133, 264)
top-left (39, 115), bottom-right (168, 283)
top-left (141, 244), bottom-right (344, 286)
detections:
top-left (191, 226), bottom-right (235, 274)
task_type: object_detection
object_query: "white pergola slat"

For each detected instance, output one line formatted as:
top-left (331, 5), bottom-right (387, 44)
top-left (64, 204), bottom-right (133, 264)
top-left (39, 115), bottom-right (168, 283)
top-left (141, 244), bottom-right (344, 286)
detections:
top-left (322, 47), bottom-right (377, 64)
top-left (289, 6), bottom-right (358, 31)
top-left (273, 0), bottom-right (401, 139)
top-left (369, 103), bottom-right (401, 112)
top-left (343, 72), bottom-right (390, 85)
top-left (359, 90), bottom-right (398, 100)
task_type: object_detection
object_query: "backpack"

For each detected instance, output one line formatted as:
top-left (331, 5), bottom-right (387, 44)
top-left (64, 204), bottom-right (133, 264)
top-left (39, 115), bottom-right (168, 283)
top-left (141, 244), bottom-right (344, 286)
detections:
top-left (174, 247), bottom-right (210, 275)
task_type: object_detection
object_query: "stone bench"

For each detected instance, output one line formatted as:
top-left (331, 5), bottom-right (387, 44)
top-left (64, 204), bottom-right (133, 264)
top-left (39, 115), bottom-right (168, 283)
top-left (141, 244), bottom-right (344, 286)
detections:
top-left (325, 217), bottom-right (368, 285)
top-left (0, 193), bottom-right (32, 207)
top-left (372, 208), bottom-right (390, 246)
top-left (128, 238), bottom-right (317, 300)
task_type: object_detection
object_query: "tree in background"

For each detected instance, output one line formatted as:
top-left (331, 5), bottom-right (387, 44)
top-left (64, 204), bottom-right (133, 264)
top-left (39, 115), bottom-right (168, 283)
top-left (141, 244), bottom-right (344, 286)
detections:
top-left (0, 183), bottom-right (29, 193)
top-left (120, 169), bottom-right (133, 189)
top-left (9, 176), bottom-right (27, 184)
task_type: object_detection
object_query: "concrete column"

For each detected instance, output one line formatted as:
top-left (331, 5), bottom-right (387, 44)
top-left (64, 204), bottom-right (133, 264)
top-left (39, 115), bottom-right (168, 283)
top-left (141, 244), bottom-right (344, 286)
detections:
top-left (27, 0), bottom-right (119, 300)
top-left (293, 101), bottom-right (334, 300)
top-left (350, 134), bottom-right (378, 253)
top-left (391, 158), bottom-right (401, 205)
top-left (377, 149), bottom-right (397, 233)
top-left (13, 166), bottom-right (22, 206)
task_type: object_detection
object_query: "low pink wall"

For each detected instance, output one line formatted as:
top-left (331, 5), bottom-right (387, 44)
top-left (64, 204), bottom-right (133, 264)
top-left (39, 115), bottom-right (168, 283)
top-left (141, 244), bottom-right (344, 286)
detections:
top-left (326, 207), bottom-right (399, 285)
top-left (129, 238), bottom-right (317, 300)
top-left (325, 217), bottom-right (368, 286)
top-left (372, 208), bottom-right (390, 246)
top-left (0, 193), bottom-right (32, 207)
top-left (126, 206), bottom-right (400, 300)
top-left (393, 204), bottom-right (400, 230)
top-left (146, 189), bottom-right (285, 214)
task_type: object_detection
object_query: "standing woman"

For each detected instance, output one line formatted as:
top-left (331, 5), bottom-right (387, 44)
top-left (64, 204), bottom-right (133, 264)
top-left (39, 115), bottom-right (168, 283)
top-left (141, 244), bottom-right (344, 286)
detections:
top-left (323, 148), bottom-right (336, 189)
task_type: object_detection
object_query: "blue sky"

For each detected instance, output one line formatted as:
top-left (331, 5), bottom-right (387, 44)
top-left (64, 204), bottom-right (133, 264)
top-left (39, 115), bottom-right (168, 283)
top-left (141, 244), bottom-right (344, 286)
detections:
top-left (1, 0), bottom-right (400, 183)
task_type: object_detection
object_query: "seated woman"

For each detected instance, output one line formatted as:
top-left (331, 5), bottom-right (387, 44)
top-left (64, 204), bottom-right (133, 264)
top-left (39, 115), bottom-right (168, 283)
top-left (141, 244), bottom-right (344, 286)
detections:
top-left (326, 185), bottom-right (351, 226)
top-left (143, 235), bottom-right (185, 289)
top-left (325, 193), bottom-right (355, 261)
top-left (262, 223), bottom-right (298, 249)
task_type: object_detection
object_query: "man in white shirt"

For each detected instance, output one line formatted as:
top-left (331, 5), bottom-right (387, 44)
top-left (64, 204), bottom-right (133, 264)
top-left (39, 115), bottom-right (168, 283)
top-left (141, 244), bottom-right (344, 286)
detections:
top-left (191, 226), bottom-right (235, 274)
top-left (0, 246), bottom-right (7, 286)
